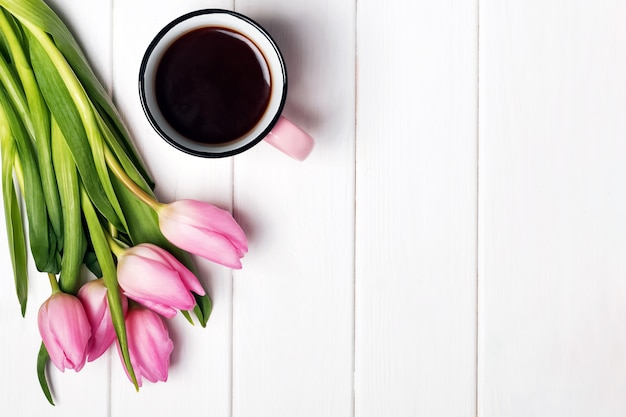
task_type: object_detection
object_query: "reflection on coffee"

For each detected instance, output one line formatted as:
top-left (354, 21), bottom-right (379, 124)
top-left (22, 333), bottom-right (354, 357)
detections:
top-left (155, 27), bottom-right (271, 145)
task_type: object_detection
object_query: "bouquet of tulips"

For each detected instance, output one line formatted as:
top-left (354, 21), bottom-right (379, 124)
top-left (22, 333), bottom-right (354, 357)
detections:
top-left (0, 0), bottom-right (248, 404)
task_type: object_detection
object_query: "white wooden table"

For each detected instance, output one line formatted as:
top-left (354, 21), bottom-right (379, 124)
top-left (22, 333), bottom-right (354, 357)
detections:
top-left (1, 0), bottom-right (626, 416)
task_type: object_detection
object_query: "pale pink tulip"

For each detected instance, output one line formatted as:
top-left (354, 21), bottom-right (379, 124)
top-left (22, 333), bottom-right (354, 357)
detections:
top-left (118, 306), bottom-right (173, 387)
top-left (38, 292), bottom-right (91, 372)
top-left (158, 200), bottom-right (248, 269)
top-left (77, 279), bottom-right (128, 361)
top-left (117, 243), bottom-right (205, 318)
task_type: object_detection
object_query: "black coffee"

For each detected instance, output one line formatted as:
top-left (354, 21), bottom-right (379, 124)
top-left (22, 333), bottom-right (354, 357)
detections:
top-left (155, 27), bottom-right (271, 144)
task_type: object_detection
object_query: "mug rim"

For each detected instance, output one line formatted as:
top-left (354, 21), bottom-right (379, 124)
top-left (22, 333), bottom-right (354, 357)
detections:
top-left (138, 8), bottom-right (288, 158)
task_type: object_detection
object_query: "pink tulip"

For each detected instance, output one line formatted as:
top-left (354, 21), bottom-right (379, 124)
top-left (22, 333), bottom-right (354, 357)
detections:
top-left (38, 292), bottom-right (91, 372)
top-left (77, 279), bottom-right (128, 361)
top-left (117, 243), bottom-right (205, 318)
top-left (158, 200), bottom-right (248, 269)
top-left (118, 306), bottom-right (173, 387)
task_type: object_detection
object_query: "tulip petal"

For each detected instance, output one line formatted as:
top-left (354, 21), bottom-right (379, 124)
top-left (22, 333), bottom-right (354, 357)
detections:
top-left (87, 317), bottom-right (116, 359)
top-left (129, 244), bottom-right (204, 295)
top-left (78, 279), bottom-right (128, 361)
top-left (121, 307), bottom-right (173, 386)
top-left (38, 305), bottom-right (66, 372)
top-left (118, 254), bottom-right (196, 312)
top-left (130, 297), bottom-right (177, 319)
top-left (78, 282), bottom-right (108, 326)
top-left (126, 243), bottom-right (167, 263)
top-left (182, 202), bottom-right (248, 256)
top-left (131, 311), bottom-right (172, 383)
top-left (156, 247), bottom-right (206, 296)
top-left (47, 298), bottom-right (90, 371)
top-left (161, 200), bottom-right (248, 254)
top-left (38, 293), bottom-right (90, 372)
top-left (162, 220), bottom-right (243, 269)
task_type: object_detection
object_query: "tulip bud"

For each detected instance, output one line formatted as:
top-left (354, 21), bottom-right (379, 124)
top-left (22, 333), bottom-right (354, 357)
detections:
top-left (118, 306), bottom-right (173, 387)
top-left (117, 243), bottom-right (205, 318)
top-left (38, 292), bottom-right (91, 372)
top-left (77, 279), bottom-right (128, 361)
top-left (158, 200), bottom-right (248, 269)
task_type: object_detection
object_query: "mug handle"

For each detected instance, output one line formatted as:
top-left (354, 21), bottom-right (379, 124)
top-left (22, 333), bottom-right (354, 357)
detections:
top-left (264, 116), bottom-right (314, 161)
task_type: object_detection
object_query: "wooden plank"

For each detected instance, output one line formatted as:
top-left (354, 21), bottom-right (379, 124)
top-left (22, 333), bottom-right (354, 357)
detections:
top-left (0, 0), bottom-right (112, 414)
top-left (355, 1), bottom-right (478, 416)
top-left (479, 1), bottom-right (626, 416)
top-left (231, 1), bottom-right (356, 416)
top-left (110, 1), bottom-right (235, 416)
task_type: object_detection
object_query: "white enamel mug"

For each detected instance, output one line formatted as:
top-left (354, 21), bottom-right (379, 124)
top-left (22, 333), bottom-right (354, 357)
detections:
top-left (139, 9), bottom-right (314, 160)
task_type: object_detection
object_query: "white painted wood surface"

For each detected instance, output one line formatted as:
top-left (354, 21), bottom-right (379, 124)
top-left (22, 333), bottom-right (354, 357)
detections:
top-left (478, 1), bottom-right (626, 416)
top-left (1, 0), bottom-right (626, 416)
top-left (355, 1), bottom-right (477, 416)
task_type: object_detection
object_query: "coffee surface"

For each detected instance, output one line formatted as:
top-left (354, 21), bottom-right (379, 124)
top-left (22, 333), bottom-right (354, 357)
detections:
top-left (155, 27), bottom-right (271, 144)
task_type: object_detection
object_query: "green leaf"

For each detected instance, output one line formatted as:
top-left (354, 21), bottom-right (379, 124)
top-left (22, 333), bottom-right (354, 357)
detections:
top-left (51, 118), bottom-right (85, 293)
top-left (83, 249), bottom-right (102, 278)
top-left (0, 0), bottom-right (153, 187)
top-left (0, 34), bottom-right (32, 138)
top-left (193, 293), bottom-right (212, 328)
top-left (0, 113), bottom-right (27, 315)
top-left (0, 10), bottom-right (62, 243)
top-left (92, 101), bottom-right (153, 190)
top-left (0, 17), bottom-right (12, 59)
top-left (0, 85), bottom-right (58, 273)
top-left (27, 28), bottom-right (124, 231)
top-left (0, 34), bottom-right (60, 273)
top-left (37, 342), bottom-right (55, 406)
top-left (94, 107), bottom-right (152, 195)
top-left (81, 188), bottom-right (138, 389)
top-left (4, 165), bottom-right (28, 314)
top-left (180, 310), bottom-right (194, 325)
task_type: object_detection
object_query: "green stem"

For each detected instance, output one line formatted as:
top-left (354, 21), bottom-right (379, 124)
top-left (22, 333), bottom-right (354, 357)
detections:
top-left (104, 146), bottom-right (160, 211)
top-left (108, 222), bottom-right (118, 239)
top-left (47, 273), bottom-right (59, 293)
top-left (105, 232), bottom-right (126, 258)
